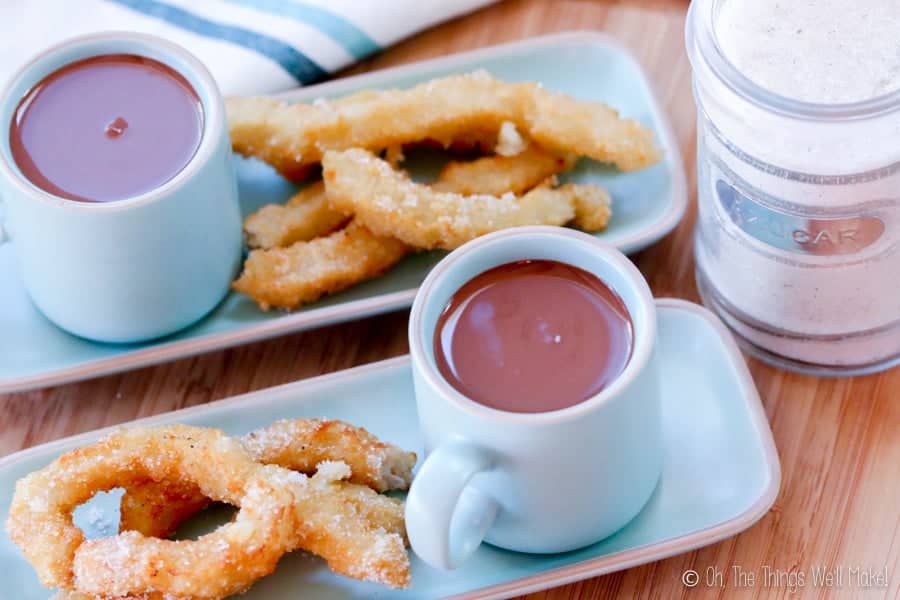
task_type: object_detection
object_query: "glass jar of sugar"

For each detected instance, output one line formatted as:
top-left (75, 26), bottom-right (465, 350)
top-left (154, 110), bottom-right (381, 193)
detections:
top-left (686, 0), bottom-right (900, 375)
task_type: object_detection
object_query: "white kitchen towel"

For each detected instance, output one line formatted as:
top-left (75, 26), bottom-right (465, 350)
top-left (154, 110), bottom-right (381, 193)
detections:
top-left (0, 0), bottom-right (495, 95)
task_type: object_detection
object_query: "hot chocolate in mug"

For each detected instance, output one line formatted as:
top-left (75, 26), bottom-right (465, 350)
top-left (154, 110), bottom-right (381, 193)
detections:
top-left (0, 33), bottom-right (241, 343)
top-left (405, 227), bottom-right (663, 569)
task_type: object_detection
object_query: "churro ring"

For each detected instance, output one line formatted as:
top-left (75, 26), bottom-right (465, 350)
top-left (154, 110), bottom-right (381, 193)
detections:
top-left (283, 461), bottom-right (410, 588)
top-left (242, 418), bottom-right (416, 492)
top-left (118, 478), bottom-right (215, 541)
top-left (119, 418), bottom-right (417, 538)
top-left (77, 461), bottom-right (410, 594)
top-left (6, 425), bottom-right (299, 598)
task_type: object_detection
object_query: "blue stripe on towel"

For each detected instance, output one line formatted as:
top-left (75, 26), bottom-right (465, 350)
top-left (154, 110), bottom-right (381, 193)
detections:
top-left (225, 0), bottom-right (380, 60)
top-left (108, 0), bottom-right (327, 83)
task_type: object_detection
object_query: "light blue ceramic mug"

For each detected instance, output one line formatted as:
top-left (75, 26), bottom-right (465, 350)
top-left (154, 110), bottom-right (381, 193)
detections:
top-left (406, 227), bottom-right (663, 569)
top-left (0, 33), bottom-right (241, 343)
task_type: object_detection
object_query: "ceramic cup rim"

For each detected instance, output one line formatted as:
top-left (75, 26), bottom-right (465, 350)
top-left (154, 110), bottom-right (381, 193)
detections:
top-left (409, 226), bottom-right (657, 425)
top-left (0, 31), bottom-right (222, 212)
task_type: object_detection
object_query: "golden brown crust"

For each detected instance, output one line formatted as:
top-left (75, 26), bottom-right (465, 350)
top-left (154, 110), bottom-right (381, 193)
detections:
top-left (292, 468), bottom-right (410, 588)
top-left (11, 423), bottom-right (414, 597)
top-left (243, 182), bottom-right (349, 249)
top-left (235, 148), bottom-right (610, 310)
top-left (323, 149), bottom-right (577, 250)
top-left (431, 145), bottom-right (577, 196)
top-left (226, 70), bottom-right (660, 179)
top-left (230, 73), bottom-right (626, 312)
top-left (232, 221), bottom-right (410, 310)
top-left (525, 86), bottom-right (661, 171)
top-left (241, 144), bottom-right (575, 252)
top-left (565, 182), bottom-right (613, 232)
top-left (241, 419), bottom-right (416, 492)
top-left (119, 419), bottom-right (415, 538)
top-left (6, 426), bottom-right (298, 597)
top-left (119, 478), bottom-right (407, 545)
top-left (53, 592), bottom-right (182, 599)
top-left (118, 478), bottom-right (212, 540)
top-left (78, 463), bottom-right (411, 595)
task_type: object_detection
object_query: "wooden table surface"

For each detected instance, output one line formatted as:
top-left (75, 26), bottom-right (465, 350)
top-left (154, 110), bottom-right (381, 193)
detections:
top-left (3, 0), bottom-right (899, 598)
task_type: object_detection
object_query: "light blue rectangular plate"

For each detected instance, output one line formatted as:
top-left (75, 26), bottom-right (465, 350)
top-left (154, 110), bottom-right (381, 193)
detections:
top-left (0, 32), bottom-right (687, 394)
top-left (0, 300), bottom-right (778, 599)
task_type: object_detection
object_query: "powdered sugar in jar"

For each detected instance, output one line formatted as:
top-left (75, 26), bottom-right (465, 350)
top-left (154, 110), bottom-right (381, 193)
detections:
top-left (686, 0), bottom-right (900, 375)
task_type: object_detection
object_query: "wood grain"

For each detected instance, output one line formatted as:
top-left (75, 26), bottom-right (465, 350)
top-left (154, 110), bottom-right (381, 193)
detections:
top-left (2, 0), bottom-right (898, 598)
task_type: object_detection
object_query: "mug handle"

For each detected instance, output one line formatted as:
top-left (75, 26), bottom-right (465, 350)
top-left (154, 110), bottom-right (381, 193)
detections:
top-left (405, 442), bottom-right (499, 569)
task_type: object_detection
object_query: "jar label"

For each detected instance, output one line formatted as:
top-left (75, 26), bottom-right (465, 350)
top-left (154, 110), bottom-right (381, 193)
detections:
top-left (716, 180), bottom-right (885, 255)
